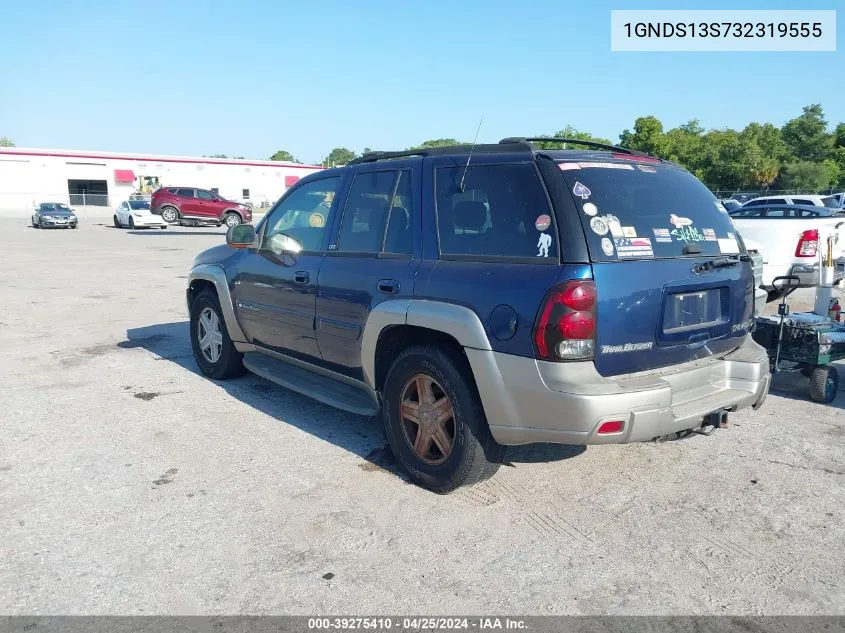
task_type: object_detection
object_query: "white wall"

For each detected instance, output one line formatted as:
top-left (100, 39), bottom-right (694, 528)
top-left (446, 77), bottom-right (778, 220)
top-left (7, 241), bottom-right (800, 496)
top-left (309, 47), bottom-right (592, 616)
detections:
top-left (0, 148), bottom-right (322, 211)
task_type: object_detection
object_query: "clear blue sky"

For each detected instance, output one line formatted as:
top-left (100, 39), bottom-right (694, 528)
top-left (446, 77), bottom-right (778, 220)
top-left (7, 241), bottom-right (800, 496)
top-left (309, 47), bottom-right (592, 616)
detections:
top-left (0, 0), bottom-right (841, 164)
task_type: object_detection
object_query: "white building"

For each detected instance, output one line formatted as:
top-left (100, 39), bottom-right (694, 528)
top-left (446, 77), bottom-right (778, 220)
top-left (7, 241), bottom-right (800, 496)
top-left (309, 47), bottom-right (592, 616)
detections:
top-left (0, 147), bottom-right (323, 211)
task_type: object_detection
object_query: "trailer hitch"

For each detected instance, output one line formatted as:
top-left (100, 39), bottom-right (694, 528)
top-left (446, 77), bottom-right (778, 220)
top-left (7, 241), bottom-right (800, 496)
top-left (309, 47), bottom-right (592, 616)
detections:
top-left (695, 410), bottom-right (729, 435)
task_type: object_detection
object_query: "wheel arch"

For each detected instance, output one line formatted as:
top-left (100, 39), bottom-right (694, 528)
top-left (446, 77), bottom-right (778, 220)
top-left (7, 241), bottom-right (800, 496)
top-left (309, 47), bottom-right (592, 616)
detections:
top-left (362, 299), bottom-right (491, 391)
top-left (187, 265), bottom-right (247, 343)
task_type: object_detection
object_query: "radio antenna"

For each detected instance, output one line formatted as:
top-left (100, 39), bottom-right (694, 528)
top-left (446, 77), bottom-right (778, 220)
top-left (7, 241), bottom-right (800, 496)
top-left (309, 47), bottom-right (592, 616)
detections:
top-left (458, 118), bottom-right (483, 192)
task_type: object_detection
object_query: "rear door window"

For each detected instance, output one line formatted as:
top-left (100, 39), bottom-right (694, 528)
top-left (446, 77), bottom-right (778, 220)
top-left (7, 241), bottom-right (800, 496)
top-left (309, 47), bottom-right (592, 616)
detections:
top-left (556, 160), bottom-right (739, 260)
top-left (435, 163), bottom-right (557, 261)
top-left (176, 188), bottom-right (195, 198)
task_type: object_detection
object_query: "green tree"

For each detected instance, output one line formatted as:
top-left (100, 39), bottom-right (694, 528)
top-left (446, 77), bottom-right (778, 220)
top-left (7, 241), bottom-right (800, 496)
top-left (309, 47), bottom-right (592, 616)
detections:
top-left (323, 147), bottom-right (357, 167)
top-left (619, 116), bottom-right (665, 156)
top-left (409, 138), bottom-right (465, 149)
top-left (779, 160), bottom-right (831, 191)
top-left (742, 122), bottom-right (787, 161)
top-left (268, 150), bottom-right (299, 162)
top-left (781, 104), bottom-right (832, 162)
top-left (662, 120), bottom-right (706, 178)
top-left (0, 137), bottom-right (14, 147)
top-left (833, 123), bottom-right (845, 148)
top-left (533, 125), bottom-right (612, 150)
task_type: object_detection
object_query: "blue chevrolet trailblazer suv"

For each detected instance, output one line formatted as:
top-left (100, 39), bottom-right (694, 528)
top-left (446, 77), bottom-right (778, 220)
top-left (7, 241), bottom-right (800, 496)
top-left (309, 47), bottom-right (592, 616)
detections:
top-left (186, 138), bottom-right (771, 493)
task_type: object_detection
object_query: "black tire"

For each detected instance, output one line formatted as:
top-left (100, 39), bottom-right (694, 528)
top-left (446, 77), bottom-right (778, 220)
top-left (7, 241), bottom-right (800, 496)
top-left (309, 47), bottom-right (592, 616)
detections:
top-left (189, 290), bottom-right (246, 380)
top-left (809, 365), bottom-right (839, 404)
top-left (128, 217), bottom-right (135, 229)
top-left (113, 215), bottom-right (121, 228)
top-left (381, 345), bottom-right (504, 493)
top-left (222, 212), bottom-right (242, 228)
top-left (160, 206), bottom-right (179, 223)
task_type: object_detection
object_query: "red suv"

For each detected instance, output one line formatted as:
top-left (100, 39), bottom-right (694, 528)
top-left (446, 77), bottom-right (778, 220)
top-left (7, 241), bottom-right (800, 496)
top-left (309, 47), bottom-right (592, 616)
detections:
top-left (151, 187), bottom-right (253, 227)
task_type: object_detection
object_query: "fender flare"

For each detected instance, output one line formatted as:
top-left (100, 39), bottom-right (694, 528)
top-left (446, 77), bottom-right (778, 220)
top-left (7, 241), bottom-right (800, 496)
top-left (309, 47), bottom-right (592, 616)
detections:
top-left (187, 264), bottom-right (248, 343)
top-left (360, 299), bottom-right (491, 389)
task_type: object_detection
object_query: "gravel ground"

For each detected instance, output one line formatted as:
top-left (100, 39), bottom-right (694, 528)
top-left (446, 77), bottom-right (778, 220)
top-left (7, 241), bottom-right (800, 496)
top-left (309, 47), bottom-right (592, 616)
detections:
top-left (0, 212), bottom-right (843, 615)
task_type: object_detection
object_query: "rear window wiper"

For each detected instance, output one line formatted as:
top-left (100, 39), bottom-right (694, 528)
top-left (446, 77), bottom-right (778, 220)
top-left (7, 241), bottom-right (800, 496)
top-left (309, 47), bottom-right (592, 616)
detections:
top-left (693, 255), bottom-right (743, 273)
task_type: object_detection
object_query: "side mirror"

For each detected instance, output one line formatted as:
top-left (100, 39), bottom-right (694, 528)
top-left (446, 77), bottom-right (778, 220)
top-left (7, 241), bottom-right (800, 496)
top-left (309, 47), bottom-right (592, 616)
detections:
top-left (226, 224), bottom-right (256, 249)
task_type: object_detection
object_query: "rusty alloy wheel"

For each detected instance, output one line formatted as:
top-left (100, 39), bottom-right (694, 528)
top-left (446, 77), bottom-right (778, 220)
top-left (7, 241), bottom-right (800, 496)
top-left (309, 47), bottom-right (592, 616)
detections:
top-left (399, 374), bottom-right (456, 465)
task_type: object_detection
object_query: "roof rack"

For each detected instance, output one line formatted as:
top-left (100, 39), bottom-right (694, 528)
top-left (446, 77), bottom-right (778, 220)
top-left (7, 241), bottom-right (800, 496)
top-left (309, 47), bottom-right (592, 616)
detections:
top-left (346, 142), bottom-right (534, 165)
top-left (499, 137), bottom-right (651, 157)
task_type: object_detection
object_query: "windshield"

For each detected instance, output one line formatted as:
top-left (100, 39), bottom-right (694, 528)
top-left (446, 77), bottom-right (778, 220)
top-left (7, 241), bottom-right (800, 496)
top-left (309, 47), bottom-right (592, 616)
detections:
top-left (128, 200), bottom-right (150, 210)
top-left (557, 160), bottom-right (741, 260)
top-left (42, 203), bottom-right (71, 212)
top-left (822, 196), bottom-right (841, 209)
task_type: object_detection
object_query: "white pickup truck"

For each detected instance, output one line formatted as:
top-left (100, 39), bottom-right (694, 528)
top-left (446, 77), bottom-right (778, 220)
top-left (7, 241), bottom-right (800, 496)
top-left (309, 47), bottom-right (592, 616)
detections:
top-left (729, 206), bottom-right (845, 300)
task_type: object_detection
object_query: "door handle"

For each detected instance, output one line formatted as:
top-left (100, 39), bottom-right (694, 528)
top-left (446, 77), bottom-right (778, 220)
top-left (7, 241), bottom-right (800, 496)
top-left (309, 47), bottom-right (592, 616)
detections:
top-left (378, 279), bottom-right (400, 294)
top-left (294, 271), bottom-right (310, 284)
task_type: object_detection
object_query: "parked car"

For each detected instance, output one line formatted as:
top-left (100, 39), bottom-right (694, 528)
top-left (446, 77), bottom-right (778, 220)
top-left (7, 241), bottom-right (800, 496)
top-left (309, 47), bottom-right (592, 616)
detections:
top-left (719, 199), bottom-right (743, 212)
top-left (741, 194), bottom-right (841, 209)
top-left (729, 204), bottom-right (845, 299)
top-left (113, 200), bottom-right (168, 229)
top-left (151, 187), bottom-right (253, 227)
top-left (185, 138), bottom-right (771, 492)
top-left (730, 192), bottom-right (760, 204)
top-left (31, 202), bottom-right (78, 229)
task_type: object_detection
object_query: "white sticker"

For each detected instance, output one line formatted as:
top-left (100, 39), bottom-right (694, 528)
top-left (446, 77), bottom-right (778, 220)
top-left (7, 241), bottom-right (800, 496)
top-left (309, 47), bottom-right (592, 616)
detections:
top-left (622, 226), bottom-right (637, 238)
top-left (702, 228), bottom-right (717, 241)
top-left (590, 216), bottom-right (609, 235)
top-left (669, 214), bottom-right (693, 228)
top-left (537, 232), bottom-right (552, 257)
top-left (601, 237), bottom-right (614, 256)
top-left (572, 181), bottom-right (592, 200)
top-left (582, 202), bottom-right (598, 216)
top-left (718, 238), bottom-right (739, 254)
top-left (607, 214), bottom-right (623, 238)
top-left (653, 228), bottom-right (672, 243)
top-left (558, 162), bottom-right (581, 171)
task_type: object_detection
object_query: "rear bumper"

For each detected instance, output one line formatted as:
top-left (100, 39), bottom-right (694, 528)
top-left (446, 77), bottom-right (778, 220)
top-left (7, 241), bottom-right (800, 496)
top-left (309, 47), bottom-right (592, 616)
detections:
top-left (467, 335), bottom-right (770, 446)
top-left (762, 259), bottom-right (845, 288)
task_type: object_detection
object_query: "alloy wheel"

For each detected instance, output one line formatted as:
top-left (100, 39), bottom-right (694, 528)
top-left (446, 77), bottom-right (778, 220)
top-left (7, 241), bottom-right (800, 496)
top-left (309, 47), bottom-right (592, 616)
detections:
top-left (399, 374), bottom-right (456, 465)
top-left (197, 307), bottom-right (224, 364)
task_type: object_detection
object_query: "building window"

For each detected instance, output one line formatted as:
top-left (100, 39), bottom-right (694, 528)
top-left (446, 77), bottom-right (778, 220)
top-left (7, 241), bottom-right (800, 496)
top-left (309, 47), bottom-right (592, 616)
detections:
top-left (242, 189), bottom-right (250, 200)
top-left (211, 188), bottom-right (219, 195)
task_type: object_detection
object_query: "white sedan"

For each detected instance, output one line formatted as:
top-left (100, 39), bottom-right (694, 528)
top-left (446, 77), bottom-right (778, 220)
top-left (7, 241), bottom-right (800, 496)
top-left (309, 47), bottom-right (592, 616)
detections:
top-left (113, 200), bottom-right (168, 229)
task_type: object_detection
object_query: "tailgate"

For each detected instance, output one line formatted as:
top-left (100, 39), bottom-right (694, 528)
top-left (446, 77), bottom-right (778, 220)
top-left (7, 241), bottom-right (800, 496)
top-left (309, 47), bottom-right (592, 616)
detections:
top-left (592, 259), bottom-right (753, 376)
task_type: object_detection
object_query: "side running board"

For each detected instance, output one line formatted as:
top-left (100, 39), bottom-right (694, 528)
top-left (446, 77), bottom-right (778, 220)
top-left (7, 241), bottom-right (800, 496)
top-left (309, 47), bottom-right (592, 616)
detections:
top-left (242, 352), bottom-right (380, 417)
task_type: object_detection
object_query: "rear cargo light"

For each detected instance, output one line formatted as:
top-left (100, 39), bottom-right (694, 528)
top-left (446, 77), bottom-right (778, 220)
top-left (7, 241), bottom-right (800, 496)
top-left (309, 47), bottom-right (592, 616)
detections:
top-left (795, 229), bottom-right (819, 257)
top-left (534, 280), bottom-right (596, 361)
top-left (597, 420), bottom-right (625, 434)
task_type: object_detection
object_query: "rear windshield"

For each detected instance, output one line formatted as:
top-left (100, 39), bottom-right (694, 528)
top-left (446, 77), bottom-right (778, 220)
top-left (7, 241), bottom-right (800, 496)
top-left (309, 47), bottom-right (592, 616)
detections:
top-left (556, 160), bottom-right (740, 261)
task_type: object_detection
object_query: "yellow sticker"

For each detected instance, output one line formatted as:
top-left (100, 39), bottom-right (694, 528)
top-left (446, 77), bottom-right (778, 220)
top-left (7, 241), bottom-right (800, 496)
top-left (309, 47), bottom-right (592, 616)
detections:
top-left (309, 213), bottom-right (325, 227)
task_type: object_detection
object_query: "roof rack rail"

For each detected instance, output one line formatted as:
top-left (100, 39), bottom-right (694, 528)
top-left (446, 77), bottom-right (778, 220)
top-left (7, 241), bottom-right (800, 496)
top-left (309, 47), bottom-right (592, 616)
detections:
top-left (346, 142), bottom-right (535, 166)
top-left (499, 137), bottom-right (651, 157)
top-left (347, 150), bottom-right (429, 165)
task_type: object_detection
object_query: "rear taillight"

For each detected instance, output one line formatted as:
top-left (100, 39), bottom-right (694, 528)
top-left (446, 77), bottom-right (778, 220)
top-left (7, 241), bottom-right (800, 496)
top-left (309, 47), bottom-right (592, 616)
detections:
top-left (795, 229), bottom-right (819, 257)
top-left (534, 280), bottom-right (596, 361)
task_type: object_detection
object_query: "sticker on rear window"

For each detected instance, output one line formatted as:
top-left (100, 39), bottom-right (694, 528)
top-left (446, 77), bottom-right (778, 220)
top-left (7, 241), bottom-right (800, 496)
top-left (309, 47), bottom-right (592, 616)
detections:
top-left (671, 225), bottom-right (704, 243)
top-left (572, 181), bottom-right (592, 200)
top-left (607, 215), bottom-right (623, 238)
top-left (558, 163), bottom-right (581, 171)
top-left (537, 232), bottom-right (552, 257)
top-left (590, 216), bottom-right (609, 235)
top-left (534, 214), bottom-right (551, 231)
top-left (718, 237), bottom-right (739, 254)
top-left (614, 237), bottom-right (654, 259)
top-left (653, 228), bottom-right (672, 243)
top-left (703, 228), bottom-right (717, 241)
top-left (637, 165), bottom-right (657, 173)
top-left (577, 162), bottom-right (635, 170)
top-left (582, 202), bottom-right (598, 216)
top-left (601, 237), bottom-right (614, 256)
top-left (669, 214), bottom-right (693, 228)
top-left (622, 226), bottom-right (637, 238)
